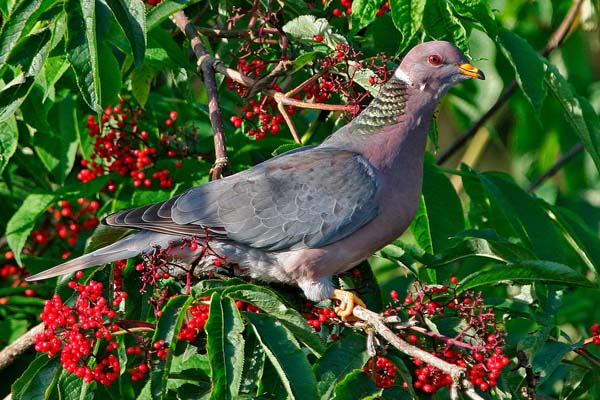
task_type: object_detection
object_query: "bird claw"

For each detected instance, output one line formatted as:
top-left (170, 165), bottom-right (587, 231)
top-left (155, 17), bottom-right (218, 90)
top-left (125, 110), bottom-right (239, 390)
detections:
top-left (332, 289), bottom-right (367, 321)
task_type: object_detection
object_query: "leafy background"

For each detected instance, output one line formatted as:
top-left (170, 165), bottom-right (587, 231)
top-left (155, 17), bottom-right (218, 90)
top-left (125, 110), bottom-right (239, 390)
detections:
top-left (1, 0), bottom-right (600, 398)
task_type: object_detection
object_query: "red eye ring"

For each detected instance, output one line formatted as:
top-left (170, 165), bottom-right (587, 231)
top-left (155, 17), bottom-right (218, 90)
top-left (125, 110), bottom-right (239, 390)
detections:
top-left (428, 54), bottom-right (443, 65)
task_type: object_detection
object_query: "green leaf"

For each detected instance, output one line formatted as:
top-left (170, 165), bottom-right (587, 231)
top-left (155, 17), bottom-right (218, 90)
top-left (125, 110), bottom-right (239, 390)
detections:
top-left (58, 370), bottom-right (93, 400)
top-left (498, 29), bottom-right (546, 114)
top-left (533, 340), bottom-right (578, 385)
top-left (451, 0), bottom-right (498, 37)
top-left (350, 0), bottom-right (382, 33)
top-left (97, 42), bottom-right (122, 106)
top-left (0, 114), bottom-right (18, 174)
top-left (205, 293), bottom-right (245, 400)
top-left (0, 0), bottom-right (45, 66)
top-left (283, 15), bottom-right (347, 50)
top-left (33, 95), bottom-right (80, 183)
top-left (66, 0), bottom-right (101, 112)
top-left (272, 143), bottom-right (302, 156)
top-left (427, 230), bottom-right (536, 266)
top-left (223, 284), bottom-right (325, 356)
top-left (422, 0), bottom-right (468, 52)
top-left (239, 328), bottom-right (266, 396)
top-left (0, 73), bottom-right (36, 122)
top-left (11, 356), bottom-right (61, 400)
top-left (314, 332), bottom-right (369, 399)
top-left (458, 260), bottom-right (594, 291)
top-left (6, 193), bottom-right (55, 266)
top-left (150, 295), bottom-right (193, 400)
top-left (390, 0), bottom-right (426, 52)
top-left (105, 0), bottom-right (146, 68)
top-left (131, 64), bottom-right (154, 106)
top-left (146, 0), bottom-right (201, 32)
top-left (333, 369), bottom-right (382, 399)
top-left (410, 160), bottom-right (465, 254)
top-left (547, 205), bottom-right (600, 276)
top-left (245, 312), bottom-right (318, 400)
top-left (543, 61), bottom-right (600, 172)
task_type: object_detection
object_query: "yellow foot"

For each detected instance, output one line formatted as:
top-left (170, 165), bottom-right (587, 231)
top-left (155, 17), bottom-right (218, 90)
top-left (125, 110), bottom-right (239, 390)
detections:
top-left (332, 289), bottom-right (366, 321)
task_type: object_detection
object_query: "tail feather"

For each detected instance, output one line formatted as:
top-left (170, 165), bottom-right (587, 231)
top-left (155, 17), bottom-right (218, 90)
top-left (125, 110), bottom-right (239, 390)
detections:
top-left (26, 231), bottom-right (174, 281)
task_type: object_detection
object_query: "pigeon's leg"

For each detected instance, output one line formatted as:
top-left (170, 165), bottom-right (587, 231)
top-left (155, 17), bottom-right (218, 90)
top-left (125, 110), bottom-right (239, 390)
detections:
top-left (332, 289), bottom-right (366, 321)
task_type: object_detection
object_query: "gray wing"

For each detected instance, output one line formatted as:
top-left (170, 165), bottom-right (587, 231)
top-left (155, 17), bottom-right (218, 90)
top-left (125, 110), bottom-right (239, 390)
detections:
top-left (105, 146), bottom-right (380, 251)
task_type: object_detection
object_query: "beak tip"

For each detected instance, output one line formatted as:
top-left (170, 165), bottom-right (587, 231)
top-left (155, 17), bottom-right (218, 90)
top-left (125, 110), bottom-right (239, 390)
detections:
top-left (457, 63), bottom-right (485, 80)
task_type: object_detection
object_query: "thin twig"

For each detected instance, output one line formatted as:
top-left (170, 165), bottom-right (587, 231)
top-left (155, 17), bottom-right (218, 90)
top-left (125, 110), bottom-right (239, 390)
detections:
top-left (527, 142), bottom-right (584, 193)
top-left (171, 11), bottom-right (231, 180)
top-left (276, 102), bottom-right (301, 144)
top-left (0, 323), bottom-right (44, 373)
top-left (352, 306), bottom-right (484, 400)
top-left (437, 0), bottom-right (584, 165)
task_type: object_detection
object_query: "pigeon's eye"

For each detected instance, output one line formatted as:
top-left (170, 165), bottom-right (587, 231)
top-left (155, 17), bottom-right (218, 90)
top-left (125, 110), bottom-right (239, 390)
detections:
top-left (427, 54), bottom-right (443, 65)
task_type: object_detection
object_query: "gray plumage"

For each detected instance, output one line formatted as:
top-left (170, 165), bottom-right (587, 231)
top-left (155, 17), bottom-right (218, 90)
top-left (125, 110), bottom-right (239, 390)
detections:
top-left (27, 41), bottom-right (484, 302)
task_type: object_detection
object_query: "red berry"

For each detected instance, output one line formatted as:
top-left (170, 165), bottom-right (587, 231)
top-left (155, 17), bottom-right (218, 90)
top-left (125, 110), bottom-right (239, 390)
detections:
top-left (314, 34), bottom-right (324, 42)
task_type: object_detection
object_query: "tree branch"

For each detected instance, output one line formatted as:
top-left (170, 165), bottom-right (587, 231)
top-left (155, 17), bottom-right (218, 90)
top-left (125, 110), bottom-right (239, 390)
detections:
top-left (352, 306), bottom-right (484, 400)
top-left (171, 11), bottom-right (231, 180)
top-left (0, 323), bottom-right (44, 373)
top-left (436, 0), bottom-right (585, 165)
top-left (526, 141), bottom-right (584, 193)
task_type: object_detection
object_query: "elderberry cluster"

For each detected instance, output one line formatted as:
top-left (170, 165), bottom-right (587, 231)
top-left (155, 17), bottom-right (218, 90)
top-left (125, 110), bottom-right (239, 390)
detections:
top-left (77, 100), bottom-right (188, 190)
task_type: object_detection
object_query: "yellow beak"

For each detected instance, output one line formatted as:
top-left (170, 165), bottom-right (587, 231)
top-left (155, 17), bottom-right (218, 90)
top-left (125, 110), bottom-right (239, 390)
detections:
top-left (457, 63), bottom-right (485, 80)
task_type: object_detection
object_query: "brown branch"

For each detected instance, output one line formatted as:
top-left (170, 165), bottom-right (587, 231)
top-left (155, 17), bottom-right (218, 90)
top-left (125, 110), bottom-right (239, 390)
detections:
top-left (526, 141), bottom-right (584, 193)
top-left (276, 102), bottom-right (301, 144)
top-left (0, 323), bottom-right (44, 373)
top-left (352, 306), bottom-right (484, 400)
top-left (197, 26), bottom-right (280, 38)
top-left (171, 11), bottom-right (231, 180)
top-left (437, 0), bottom-right (585, 165)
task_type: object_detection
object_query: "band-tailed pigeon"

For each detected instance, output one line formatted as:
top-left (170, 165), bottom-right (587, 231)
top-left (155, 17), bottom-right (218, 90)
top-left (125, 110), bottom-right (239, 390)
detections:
top-left (27, 41), bottom-right (484, 319)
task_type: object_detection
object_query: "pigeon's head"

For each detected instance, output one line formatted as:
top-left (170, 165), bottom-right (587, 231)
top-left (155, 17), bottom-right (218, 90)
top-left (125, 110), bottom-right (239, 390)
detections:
top-left (394, 41), bottom-right (484, 92)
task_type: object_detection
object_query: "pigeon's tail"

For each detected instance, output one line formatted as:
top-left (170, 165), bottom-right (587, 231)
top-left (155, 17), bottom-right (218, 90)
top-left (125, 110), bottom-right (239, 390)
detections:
top-left (26, 231), bottom-right (169, 281)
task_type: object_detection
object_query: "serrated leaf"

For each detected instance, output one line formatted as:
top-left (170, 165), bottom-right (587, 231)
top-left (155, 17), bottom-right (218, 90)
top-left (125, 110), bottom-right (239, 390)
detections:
top-left (422, 0), bottom-right (468, 52)
top-left (333, 369), bottom-right (382, 399)
top-left (0, 0), bottom-right (44, 66)
top-left (223, 284), bottom-right (325, 355)
top-left (205, 293), bottom-right (245, 400)
top-left (34, 95), bottom-right (79, 183)
top-left (245, 312), bottom-right (318, 400)
top-left (150, 295), bottom-right (193, 400)
top-left (0, 114), bottom-right (18, 174)
top-left (239, 328), bottom-right (266, 396)
top-left (58, 370), bottom-right (93, 400)
top-left (314, 332), bottom-right (369, 399)
top-left (458, 260), bottom-right (594, 291)
top-left (283, 15), bottom-right (347, 50)
top-left (543, 61), bottom-right (600, 172)
top-left (11, 356), bottom-right (61, 400)
top-left (451, 0), bottom-right (498, 37)
top-left (105, 0), bottom-right (146, 68)
top-left (66, 0), bottom-right (101, 112)
top-left (350, 0), bottom-right (382, 33)
top-left (390, 0), bottom-right (426, 52)
top-left (498, 29), bottom-right (546, 114)
top-left (6, 193), bottom-right (55, 266)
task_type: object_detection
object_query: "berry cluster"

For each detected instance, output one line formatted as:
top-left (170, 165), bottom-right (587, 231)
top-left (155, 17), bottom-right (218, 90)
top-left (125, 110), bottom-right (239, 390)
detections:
top-left (77, 101), bottom-right (186, 190)
top-left (305, 305), bottom-right (337, 332)
top-left (34, 278), bottom-right (122, 385)
top-left (178, 301), bottom-right (210, 342)
top-left (363, 355), bottom-right (397, 387)
top-left (387, 279), bottom-right (510, 394)
top-left (31, 199), bottom-right (99, 253)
